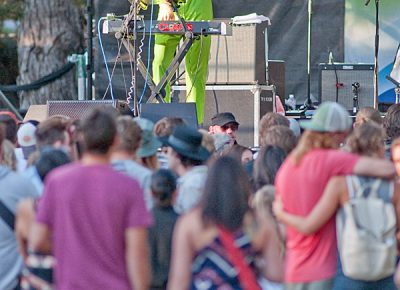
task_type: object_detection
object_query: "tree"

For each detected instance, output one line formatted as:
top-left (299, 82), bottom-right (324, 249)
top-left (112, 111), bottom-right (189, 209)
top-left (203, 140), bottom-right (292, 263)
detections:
top-left (0, 0), bottom-right (24, 22)
top-left (17, 0), bottom-right (85, 108)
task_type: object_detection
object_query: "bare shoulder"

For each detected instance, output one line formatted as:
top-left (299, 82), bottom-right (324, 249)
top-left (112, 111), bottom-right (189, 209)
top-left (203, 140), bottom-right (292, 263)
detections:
top-left (175, 207), bottom-right (218, 251)
top-left (392, 180), bottom-right (400, 201)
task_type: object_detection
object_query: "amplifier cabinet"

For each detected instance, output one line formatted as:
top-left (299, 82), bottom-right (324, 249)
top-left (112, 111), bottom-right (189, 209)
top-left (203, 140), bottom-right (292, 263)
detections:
top-left (47, 100), bottom-right (127, 120)
top-left (172, 84), bottom-right (276, 147)
top-left (177, 22), bottom-right (269, 85)
top-left (319, 64), bottom-right (374, 110)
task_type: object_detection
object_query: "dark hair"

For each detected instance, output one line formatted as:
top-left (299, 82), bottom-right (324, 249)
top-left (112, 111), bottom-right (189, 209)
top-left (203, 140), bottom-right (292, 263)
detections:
top-left (202, 156), bottom-right (250, 231)
top-left (253, 145), bottom-right (287, 191)
top-left (151, 169), bottom-right (177, 207)
top-left (81, 108), bottom-right (117, 154)
top-left (0, 114), bottom-right (18, 144)
top-left (35, 117), bottom-right (68, 149)
top-left (35, 147), bottom-right (71, 181)
top-left (222, 144), bottom-right (252, 164)
top-left (115, 116), bottom-right (142, 153)
top-left (176, 152), bottom-right (203, 167)
top-left (383, 104), bottom-right (400, 141)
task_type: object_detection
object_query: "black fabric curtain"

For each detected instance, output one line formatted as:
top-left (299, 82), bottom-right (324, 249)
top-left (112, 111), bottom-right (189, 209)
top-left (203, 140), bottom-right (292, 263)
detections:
top-left (95, 0), bottom-right (345, 104)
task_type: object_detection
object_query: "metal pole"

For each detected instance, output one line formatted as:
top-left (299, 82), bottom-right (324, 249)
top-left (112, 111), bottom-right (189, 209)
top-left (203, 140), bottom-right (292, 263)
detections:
top-left (86, 0), bottom-right (94, 100)
top-left (133, 1), bottom-right (138, 115)
top-left (373, 0), bottom-right (380, 108)
top-left (306, 0), bottom-right (314, 109)
top-left (0, 90), bottom-right (23, 121)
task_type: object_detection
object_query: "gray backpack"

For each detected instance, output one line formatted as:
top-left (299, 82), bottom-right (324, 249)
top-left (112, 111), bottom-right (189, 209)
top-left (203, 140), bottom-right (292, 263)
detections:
top-left (336, 176), bottom-right (397, 281)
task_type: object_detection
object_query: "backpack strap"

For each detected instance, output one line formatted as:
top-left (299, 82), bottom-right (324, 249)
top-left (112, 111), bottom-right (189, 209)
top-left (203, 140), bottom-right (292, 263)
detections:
top-left (351, 176), bottom-right (382, 199)
top-left (0, 199), bottom-right (15, 231)
top-left (347, 175), bottom-right (361, 199)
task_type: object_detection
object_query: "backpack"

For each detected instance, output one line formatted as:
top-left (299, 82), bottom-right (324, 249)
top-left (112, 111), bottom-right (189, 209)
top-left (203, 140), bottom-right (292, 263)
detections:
top-left (337, 176), bottom-right (397, 281)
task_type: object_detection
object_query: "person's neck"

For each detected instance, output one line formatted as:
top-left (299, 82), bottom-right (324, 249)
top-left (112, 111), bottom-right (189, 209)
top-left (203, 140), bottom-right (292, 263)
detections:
top-left (111, 150), bottom-right (136, 161)
top-left (176, 164), bottom-right (194, 177)
top-left (81, 152), bottom-right (111, 165)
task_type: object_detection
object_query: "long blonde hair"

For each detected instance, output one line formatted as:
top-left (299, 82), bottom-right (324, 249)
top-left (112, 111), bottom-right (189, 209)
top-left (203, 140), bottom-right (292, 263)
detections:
top-left (292, 131), bottom-right (338, 165)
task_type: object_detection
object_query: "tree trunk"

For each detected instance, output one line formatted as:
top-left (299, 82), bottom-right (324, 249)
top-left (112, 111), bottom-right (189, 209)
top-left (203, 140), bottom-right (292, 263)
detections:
top-left (17, 0), bottom-right (84, 109)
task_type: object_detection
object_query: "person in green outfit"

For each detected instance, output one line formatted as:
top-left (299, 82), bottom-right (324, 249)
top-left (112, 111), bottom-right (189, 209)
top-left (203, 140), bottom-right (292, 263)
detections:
top-left (152, 0), bottom-right (213, 124)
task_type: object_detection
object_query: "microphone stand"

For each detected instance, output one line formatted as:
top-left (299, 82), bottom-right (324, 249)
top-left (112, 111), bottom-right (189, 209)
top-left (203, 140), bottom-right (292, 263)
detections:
top-left (352, 82), bottom-right (360, 114)
top-left (305, 0), bottom-right (315, 109)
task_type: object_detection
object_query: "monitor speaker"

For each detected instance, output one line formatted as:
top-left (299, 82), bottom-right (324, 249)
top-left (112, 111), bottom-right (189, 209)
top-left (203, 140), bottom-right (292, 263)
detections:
top-left (319, 64), bottom-right (374, 110)
top-left (139, 103), bottom-right (198, 129)
top-left (47, 100), bottom-right (128, 119)
top-left (268, 60), bottom-right (285, 104)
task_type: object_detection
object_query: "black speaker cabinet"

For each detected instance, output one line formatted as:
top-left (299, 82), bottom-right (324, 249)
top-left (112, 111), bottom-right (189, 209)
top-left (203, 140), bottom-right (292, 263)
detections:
top-left (47, 100), bottom-right (127, 119)
top-left (139, 103), bottom-right (198, 129)
top-left (319, 64), bottom-right (374, 110)
top-left (172, 84), bottom-right (276, 147)
top-left (268, 60), bottom-right (285, 104)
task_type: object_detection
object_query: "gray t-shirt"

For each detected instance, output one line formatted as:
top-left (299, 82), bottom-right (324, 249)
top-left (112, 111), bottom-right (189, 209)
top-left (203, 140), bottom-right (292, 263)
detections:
top-left (174, 165), bottom-right (208, 214)
top-left (112, 159), bottom-right (154, 209)
top-left (0, 165), bottom-right (39, 290)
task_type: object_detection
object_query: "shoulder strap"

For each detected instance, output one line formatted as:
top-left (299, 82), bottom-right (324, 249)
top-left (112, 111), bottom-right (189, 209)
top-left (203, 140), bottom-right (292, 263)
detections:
top-left (218, 226), bottom-right (261, 290)
top-left (352, 176), bottom-right (382, 199)
top-left (346, 176), bottom-right (356, 199)
top-left (0, 200), bottom-right (15, 231)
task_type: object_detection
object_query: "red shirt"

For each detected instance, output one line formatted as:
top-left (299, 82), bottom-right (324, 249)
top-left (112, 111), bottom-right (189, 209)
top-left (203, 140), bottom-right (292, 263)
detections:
top-left (275, 149), bottom-right (359, 282)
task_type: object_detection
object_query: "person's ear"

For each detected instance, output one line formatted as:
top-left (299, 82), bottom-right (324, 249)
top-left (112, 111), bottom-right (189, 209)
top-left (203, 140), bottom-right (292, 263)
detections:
top-left (110, 135), bottom-right (121, 151)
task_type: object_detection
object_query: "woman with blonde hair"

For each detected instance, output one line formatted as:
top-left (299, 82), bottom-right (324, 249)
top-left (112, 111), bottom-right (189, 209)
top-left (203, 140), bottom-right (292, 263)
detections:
top-left (274, 102), bottom-right (395, 290)
top-left (274, 122), bottom-right (400, 290)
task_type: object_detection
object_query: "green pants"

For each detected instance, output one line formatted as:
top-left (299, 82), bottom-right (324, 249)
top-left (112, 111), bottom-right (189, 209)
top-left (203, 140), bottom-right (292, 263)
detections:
top-left (152, 0), bottom-right (213, 124)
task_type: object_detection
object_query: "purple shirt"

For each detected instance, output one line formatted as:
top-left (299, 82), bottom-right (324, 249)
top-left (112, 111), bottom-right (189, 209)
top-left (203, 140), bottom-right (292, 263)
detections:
top-left (37, 163), bottom-right (153, 290)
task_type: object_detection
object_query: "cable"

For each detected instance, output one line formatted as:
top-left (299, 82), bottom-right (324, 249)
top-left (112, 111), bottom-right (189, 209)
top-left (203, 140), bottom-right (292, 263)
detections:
top-left (138, 0), bottom-right (155, 104)
top-left (98, 17), bottom-right (115, 100)
top-left (212, 89), bottom-right (219, 113)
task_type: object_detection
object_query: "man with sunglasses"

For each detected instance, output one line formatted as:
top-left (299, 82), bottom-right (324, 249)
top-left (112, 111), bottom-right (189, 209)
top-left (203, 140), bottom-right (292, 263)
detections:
top-left (208, 112), bottom-right (239, 145)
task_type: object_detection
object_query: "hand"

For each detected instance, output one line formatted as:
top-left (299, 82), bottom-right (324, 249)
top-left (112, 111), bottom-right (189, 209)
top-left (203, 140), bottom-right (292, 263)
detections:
top-left (159, 3), bottom-right (175, 21)
top-left (272, 196), bottom-right (284, 221)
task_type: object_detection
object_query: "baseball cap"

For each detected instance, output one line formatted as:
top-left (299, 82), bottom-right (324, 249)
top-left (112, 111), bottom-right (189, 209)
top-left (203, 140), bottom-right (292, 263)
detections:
top-left (299, 102), bottom-right (352, 133)
top-left (17, 122), bottom-right (38, 159)
top-left (211, 112), bottom-right (239, 127)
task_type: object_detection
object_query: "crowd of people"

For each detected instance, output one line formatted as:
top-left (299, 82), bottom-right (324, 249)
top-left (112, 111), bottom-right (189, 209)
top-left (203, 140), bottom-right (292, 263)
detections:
top-left (1, 101), bottom-right (400, 290)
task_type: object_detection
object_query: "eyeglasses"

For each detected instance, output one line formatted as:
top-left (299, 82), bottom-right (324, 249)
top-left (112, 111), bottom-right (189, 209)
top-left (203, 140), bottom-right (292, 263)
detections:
top-left (221, 123), bottom-right (238, 131)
